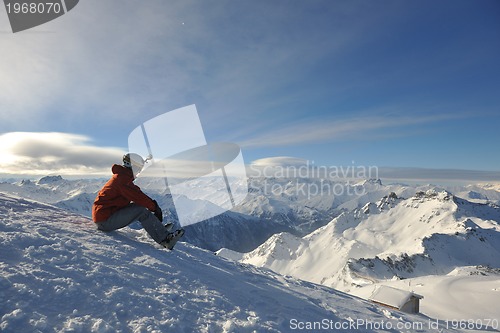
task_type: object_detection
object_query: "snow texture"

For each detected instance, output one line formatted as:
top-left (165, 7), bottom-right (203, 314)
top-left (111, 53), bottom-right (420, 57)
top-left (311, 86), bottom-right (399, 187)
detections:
top-left (0, 192), bottom-right (456, 333)
top-left (220, 190), bottom-right (500, 323)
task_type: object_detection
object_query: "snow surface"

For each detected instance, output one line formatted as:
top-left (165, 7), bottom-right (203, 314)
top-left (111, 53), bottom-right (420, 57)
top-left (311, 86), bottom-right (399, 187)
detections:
top-left (0, 192), bottom-right (459, 333)
top-left (351, 269), bottom-right (500, 323)
top-left (219, 190), bottom-right (500, 324)
top-left (2, 174), bottom-right (500, 331)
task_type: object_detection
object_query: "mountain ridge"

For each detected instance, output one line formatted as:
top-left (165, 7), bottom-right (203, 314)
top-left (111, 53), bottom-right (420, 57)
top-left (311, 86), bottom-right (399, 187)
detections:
top-left (217, 189), bottom-right (500, 321)
top-left (0, 192), bottom-right (452, 332)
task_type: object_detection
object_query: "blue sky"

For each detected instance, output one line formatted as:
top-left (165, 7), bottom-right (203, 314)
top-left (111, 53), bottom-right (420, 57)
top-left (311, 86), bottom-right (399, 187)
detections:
top-left (1, 0), bottom-right (499, 178)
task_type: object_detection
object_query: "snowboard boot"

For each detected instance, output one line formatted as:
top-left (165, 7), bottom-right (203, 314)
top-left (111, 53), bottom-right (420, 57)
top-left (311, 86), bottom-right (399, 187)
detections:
top-left (160, 229), bottom-right (185, 250)
top-left (164, 222), bottom-right (174, 232)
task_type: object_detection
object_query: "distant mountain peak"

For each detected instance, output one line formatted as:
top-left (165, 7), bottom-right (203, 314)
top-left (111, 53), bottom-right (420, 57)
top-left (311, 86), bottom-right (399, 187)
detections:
top-left (357, 178), bottom-right (383, 186)
top-left (20, 179), bottom-right (34, 186)
top-left (414, 189), bottom-right (452, 202)
top-left (38, 175), bottom-right (64, 184)
top-left (225, 186), bottom-right (500, 297)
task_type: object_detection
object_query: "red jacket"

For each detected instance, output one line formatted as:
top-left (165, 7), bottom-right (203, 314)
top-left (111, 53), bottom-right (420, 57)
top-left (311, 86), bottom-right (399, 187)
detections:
top-left (92, 164), bottom-right (156, 223)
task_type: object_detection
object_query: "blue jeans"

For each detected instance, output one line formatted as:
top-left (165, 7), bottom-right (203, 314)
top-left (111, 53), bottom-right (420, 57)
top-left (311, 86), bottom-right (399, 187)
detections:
top-left (96, 203), bottom-right (168, 243)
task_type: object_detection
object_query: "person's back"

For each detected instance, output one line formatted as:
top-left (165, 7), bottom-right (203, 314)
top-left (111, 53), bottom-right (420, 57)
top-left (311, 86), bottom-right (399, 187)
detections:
top-left (91, 153), bottom-right (184, 249)
top-left (92, 164), bottom-right (155, 223)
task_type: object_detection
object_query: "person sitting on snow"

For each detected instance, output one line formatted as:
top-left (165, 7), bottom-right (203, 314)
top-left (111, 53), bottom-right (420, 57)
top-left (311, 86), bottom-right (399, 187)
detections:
top-left (92, 153), bottom-right (183, 249)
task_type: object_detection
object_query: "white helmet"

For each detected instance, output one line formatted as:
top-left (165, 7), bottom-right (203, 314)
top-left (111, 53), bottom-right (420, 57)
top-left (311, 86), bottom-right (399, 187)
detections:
top-left (123, 153), bottom-right (145, 177)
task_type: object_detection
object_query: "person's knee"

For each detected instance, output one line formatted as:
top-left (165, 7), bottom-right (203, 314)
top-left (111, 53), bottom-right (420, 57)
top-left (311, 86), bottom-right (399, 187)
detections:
top-left (135, 207), bottom-right (154, 222)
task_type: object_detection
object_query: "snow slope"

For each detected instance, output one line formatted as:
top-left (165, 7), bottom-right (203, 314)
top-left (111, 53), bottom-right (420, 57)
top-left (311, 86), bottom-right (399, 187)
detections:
top-left (350, 267), bottom-right (500, 323)
top-left (219, 190), bottom-right (500, 322)
top-left (0, 192), bottom-right (457, 333)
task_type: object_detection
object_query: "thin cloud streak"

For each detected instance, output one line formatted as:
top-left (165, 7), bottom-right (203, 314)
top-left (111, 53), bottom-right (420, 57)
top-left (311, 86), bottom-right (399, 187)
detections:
top-left (378, 167), bottom-right (500, 184)
top-left (0, 1), bottom-right (382, 135)
top-left (247, 157), bottom-right (500, 185)
top-left (238, 112), bottom-right (463, 148)
top-left (0, 1), bottom-right (202, 129)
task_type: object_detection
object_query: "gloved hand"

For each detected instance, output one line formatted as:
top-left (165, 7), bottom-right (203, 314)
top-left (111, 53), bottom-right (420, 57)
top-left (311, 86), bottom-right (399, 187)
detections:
top-left (153, 200), bottom-right (163, 222)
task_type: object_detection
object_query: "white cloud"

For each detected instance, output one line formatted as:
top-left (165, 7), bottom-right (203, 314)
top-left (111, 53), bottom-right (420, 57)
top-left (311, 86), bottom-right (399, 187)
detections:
top-left (0, 132), bottom-right (125, 176)
top-left (250, 157), bottom-right (309, 168)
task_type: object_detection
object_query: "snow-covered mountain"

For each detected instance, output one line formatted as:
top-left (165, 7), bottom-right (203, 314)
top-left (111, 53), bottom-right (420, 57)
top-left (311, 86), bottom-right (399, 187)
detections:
top-left (2, 175), bottom-right (499, 255)
top-left (2, 173), bottom-right (499, 324)
top-left (0, 176), bottom-right (104, 217)
top-left (1, 175), bottom-right (421, 252)
top-left (1, 192), bottom-right (455, 332)
top-left (449, 183), bottom-right (500, 205)
top-left (218, 190), bottom-right (500, 321)
top-left (179, 177), bottom-right (439, 252)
